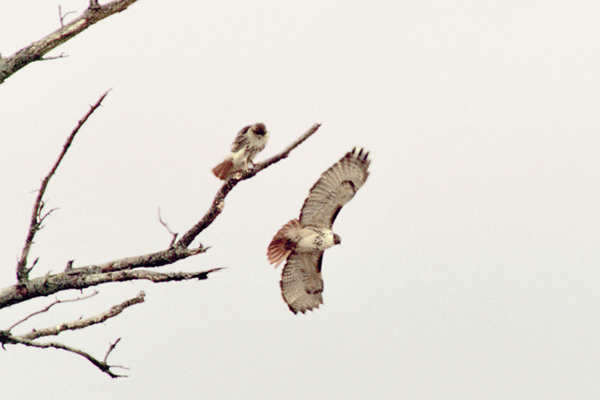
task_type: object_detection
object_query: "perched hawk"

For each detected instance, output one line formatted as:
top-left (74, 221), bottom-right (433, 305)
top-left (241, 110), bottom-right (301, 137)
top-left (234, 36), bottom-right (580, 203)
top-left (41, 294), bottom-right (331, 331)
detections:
top-left (267, 148), bottom-right (371, 314)
top-left (212, 123), bottom-right (269, 180)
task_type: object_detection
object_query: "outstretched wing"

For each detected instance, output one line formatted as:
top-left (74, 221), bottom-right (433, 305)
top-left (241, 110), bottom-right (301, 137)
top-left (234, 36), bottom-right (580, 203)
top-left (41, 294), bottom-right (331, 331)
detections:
top-left (280, 251), bottom-right (324, 314)
top-left (231, 125), bottom-right (251, 152)
top-left (300, 148), bottom-right (370, 229)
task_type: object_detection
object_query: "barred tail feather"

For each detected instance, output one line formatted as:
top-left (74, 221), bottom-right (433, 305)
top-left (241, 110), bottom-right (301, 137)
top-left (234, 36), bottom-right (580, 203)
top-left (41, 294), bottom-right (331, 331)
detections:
top-left (267, 219), bottom-right (301, 268)
top-left (212, 158), bottom-right (235, 180)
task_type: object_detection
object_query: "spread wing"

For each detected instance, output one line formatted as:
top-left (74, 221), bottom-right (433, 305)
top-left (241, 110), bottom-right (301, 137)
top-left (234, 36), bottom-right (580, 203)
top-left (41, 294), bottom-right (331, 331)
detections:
top-left (280, 251), bottom-right (324, 314)
top-left (300, 147), bottom-right (370, 229)
top-left (231, 125), bottom-right (251, 152)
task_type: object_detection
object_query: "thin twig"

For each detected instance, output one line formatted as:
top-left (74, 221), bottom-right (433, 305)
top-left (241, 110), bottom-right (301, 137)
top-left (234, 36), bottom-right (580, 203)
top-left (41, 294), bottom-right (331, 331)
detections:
top-left (18, 291), bottom-right (145, 341)
top-left (41, 52), bottom-right (68, 61)
top-left (103, 338), bottom-right (122, 363)
top-left (58, 6), bottom-right (77, 28)
top-left (251, 123), bottom-right (321, 174)
top-left (158, 207), bottom-right (178, 247)
top-left (16, 90), bottom-right (110, 283)
top-left (7, 290), bottom-right (98, 332)
top-left (5, 336), bottom-right (126, 378)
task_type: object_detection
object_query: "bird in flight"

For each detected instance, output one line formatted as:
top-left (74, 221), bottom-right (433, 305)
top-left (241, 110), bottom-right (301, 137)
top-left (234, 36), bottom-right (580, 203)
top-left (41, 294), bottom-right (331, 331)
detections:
top-left (267, 148), bottom-right (371, 314)
top-left (212, 123), bottom-right (269, 180)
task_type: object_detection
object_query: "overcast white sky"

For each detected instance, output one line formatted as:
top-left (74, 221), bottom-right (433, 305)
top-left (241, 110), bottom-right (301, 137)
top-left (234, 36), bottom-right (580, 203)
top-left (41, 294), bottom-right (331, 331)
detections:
top-left (2, 1), bottom-right (600, 398)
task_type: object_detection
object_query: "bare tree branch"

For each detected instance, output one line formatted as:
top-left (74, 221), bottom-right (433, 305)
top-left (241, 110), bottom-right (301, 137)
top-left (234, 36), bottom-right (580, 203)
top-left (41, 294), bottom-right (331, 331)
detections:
top-left (0, 0), bottom-right (140, 84)
top-left (58, 6), bottom-right (77, 28)
top-left (18, 291), bottom-right (145, 341)
top-left (177, 123), bottom-right (322, 249)
top-left (41, 52), bottom-right (68, 61)
top-left (158, 207), bottom-right (178, 247)
top-left (7, 290), bottom-right (98, 332)
top-left (251, 123), bottom-right (322, 173)
top-left (16, 90), bottom-right (110, 283)
top-left (103, 338), bottom-right (125, 367)
top-left (1, 291), bottom-right (145, 378)
top-left (4, 337), bottom-right (127, 378)
top-left (1, 262), bottom-right (218, 309)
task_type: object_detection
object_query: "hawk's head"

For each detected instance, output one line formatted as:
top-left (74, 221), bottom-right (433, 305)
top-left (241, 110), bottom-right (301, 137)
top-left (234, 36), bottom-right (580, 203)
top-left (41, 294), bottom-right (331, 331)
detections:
top-left (251, 123), bottom-right (268, 136)
top-left (333, 233), bottom-right (341, 246)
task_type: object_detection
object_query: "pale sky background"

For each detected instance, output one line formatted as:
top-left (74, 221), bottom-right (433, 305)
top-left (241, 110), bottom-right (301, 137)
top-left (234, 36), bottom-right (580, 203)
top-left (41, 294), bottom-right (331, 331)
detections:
top-left (1, 1), bottom-right (600, 399)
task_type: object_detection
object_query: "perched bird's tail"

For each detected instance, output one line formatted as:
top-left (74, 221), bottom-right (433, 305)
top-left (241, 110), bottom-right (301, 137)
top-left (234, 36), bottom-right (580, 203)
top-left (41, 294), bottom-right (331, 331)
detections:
top-left (267, 219), bottom-right (301, 268)
top-left (212, 158), bottom-right (235, 180)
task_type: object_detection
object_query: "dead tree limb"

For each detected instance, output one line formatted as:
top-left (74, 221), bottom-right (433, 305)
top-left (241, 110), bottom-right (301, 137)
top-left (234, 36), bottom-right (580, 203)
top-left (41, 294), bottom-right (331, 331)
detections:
top-left (16, 90), bottom-right (110, 283)
top-left (0, 0), bottom-right (140, 84)
top-left (7, 290), bottom-right (98, 332)
top-left (177, 123), bottom-right (321, 248)
top-left (158, 208), bottom-right (179, 247)
top-left (18, 291), bottom-right (145, 341)
top-left (1, 291), bottom-right (144, 378)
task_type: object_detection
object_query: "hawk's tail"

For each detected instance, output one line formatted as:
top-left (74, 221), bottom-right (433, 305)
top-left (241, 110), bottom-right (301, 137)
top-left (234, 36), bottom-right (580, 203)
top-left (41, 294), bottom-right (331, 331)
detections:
top-left (267, 219), bottom-right (301, 268)
top-left (212, 158), bottom-right (235, 180)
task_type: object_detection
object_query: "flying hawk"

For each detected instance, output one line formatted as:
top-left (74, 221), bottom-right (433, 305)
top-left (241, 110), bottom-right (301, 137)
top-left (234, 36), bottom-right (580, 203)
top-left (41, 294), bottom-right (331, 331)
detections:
top-left (212, 123), bottom-right (269, 180)
top-left (267, 148), bottom-right (371, 314)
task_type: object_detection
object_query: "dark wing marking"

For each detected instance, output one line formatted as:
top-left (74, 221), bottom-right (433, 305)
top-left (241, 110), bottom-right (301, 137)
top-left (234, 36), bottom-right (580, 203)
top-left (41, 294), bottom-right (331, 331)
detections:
top-left (231, 125), bottom-right (251, 152)
top-left (280, 251), bottom-right (324, 314)
top-left (299, 148), bottom-right (370, 229)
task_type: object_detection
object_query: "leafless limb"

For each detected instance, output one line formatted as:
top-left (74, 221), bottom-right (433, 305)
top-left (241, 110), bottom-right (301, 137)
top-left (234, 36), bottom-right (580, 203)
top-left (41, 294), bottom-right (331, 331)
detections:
top-left (18, 291), bottom-right (145, 341)
top-left (1, 291), bottom-right (145, 378)
top-left (251, 123), bottom-right (322, 173)
top-left (0, 0), bottom-right (140, 84)
top-left (58, 6), bottom-right (77, 28)
top-left (4, 337), bottom-right (127, 378)
top-left (7, 290), bottom-right (98, 332)
top-left (177, 123), bottom-right (322, 248)
top-left (16, 90), bottom-right (110, 284)
top-left (41, 52), bottom-right (69, 61)
top-left (1, 261), bottom-right (219, 309)
top-left (103, 338), bottom-right (125, 367)
top-left (158, 207), bottom-right (178, 247)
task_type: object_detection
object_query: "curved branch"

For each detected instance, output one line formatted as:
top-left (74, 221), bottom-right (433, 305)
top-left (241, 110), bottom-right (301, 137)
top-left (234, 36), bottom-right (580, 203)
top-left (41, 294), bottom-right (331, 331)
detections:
top-left (7, 290), bottom-right (98, 332)
top-left (4, 337), bottom-right (127, 378)
top-left (0, 0), bottom-right (140, 84)
top-left (18, 291), bottom-right (145, 341)
top-left (16, 90), bottom-right (110, 283)
top-left (1, 291), bottom-right (145, 378)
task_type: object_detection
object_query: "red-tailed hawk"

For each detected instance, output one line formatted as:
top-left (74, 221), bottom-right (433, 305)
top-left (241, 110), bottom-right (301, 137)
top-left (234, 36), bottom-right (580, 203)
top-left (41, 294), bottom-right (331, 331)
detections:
top-left (212, 123), bottom-right (269, 180)
top-left (267, 148), bottom-right (371, 314)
